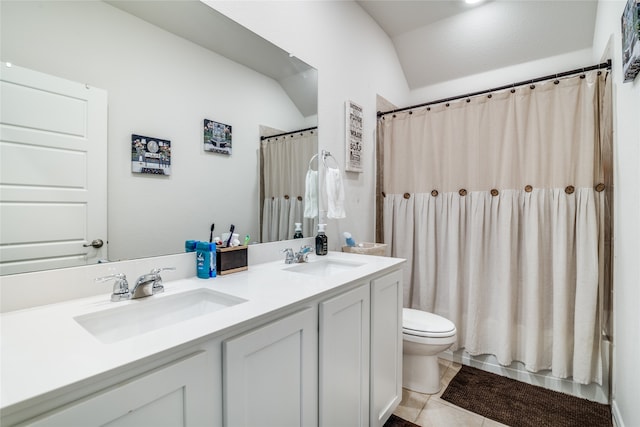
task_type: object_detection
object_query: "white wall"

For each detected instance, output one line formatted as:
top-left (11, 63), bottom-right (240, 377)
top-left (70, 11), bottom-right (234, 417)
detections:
top-left (0, 1), bottom-right (309, 261)
top-left (207, 0), bottom-right (411, 248)
top-left (592, 2), bottom-right (640, 426)
top-left (408, 48), bottom-right (594, 104)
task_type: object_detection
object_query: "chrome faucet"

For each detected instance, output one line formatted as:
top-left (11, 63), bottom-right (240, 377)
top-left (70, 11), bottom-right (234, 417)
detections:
top-left (131, 267), bottom-right (176, 299)
top-left (95, 273), bottom-right (131, 302)
top-left (282, 246), bottom-right (314, 264)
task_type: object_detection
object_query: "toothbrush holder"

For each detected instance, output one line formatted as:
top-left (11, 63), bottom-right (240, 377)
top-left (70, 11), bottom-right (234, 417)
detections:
top-left (216, 245), bottom-right (248, 275)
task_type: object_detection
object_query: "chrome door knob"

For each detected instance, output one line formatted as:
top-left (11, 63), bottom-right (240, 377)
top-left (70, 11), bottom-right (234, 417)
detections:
top-left (83, 239), bottom-right (104, 248)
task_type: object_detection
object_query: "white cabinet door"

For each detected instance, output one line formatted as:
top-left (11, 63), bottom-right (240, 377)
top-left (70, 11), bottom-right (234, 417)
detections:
top-left (319, 282), bottom-right (370, 427)
top-left (370, 270), bottom-right (403, 427)
top-left (223, 307), bottom-right (318, 427)
top-left (22, 351), bottom-right (214, 427)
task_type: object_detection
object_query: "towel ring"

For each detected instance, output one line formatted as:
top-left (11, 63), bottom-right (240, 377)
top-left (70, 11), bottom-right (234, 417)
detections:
top-left (308, 153), bottom-right (319, 171)
top-left (321, 150), bottom-right (340, 169)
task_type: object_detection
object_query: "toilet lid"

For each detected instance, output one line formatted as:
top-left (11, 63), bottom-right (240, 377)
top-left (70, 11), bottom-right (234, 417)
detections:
top-left (403, 308), bottom-right (456, 338)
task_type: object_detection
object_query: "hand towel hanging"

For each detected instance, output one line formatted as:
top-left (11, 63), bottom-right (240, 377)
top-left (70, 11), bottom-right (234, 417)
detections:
top-left (325, 166), bottom-right (346, 219)
top-left (304, 169), bottom-right (318, 218)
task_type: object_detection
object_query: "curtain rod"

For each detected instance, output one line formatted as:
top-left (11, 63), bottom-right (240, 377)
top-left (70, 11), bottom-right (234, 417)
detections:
top-left (377, 60), bottom-right (611, 118)
top-left (260, 126), bottom-right (317, 140)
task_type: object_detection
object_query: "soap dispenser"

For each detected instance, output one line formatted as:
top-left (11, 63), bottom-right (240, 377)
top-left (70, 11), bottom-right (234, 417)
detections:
top-left (293, 223), bottom-right (303, 239)
top-left (315, 224), bottom-right (328, 256)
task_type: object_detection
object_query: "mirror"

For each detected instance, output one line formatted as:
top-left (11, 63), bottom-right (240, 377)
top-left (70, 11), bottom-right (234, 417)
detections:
top-left (0, 0), bottom-right (318, 274)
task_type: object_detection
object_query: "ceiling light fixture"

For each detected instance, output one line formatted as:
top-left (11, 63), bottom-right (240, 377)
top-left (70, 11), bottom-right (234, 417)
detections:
top-left (465, 0), bottom-right (485, 4)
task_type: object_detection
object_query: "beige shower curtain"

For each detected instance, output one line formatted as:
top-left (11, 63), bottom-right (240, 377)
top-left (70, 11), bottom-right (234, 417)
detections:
top-left (261, 130), bottom-right (318, 242)
top-left (377, 71), bottom-right (611, 384)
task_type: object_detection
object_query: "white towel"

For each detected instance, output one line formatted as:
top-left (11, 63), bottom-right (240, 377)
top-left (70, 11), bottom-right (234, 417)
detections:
top-left (304, 169), bottom-right (318, 218)
top-left (325, 167), bottom-right (346, 219)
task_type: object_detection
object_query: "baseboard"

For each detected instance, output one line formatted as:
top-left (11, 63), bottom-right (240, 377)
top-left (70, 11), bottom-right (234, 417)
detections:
top-left (441, 347), bottom-right (610, 404)
top-left (611, 400), bottom-right (624, 427)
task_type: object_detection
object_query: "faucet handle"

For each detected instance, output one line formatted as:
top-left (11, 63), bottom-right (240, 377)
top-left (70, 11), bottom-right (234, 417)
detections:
top-left (149, 267), bottom-right (175, 293)
top-left (282, 248), bottom-right (295, 264)
top-left (297, 245), bottom-right (313, 262)
top-left (95, 273), bottom-right (131, 302)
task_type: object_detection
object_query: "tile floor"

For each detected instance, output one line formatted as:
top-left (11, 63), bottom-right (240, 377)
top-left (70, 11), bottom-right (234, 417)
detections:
top-left (393, 359), bottom-right (509, 427)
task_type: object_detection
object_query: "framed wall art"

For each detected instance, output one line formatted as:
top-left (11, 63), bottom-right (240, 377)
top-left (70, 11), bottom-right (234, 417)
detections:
top-left (131, 134), bottom-right (171, 175)
top-left (345, 100), bottom-right (363, 173)
top-left (204, 119), bottom-right (232, 155)
top-left (622, 0), bottom-right (640, 82)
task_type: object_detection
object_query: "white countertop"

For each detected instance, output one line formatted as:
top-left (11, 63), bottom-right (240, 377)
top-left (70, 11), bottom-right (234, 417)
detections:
top-left (0, 252), bottom-right (404, 411)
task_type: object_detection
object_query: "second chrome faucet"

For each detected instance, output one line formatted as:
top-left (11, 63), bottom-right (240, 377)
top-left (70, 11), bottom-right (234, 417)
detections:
top-left (282, 246), bottom-right (314, 264)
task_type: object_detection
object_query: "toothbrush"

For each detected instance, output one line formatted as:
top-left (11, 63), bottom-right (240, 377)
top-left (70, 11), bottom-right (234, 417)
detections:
top-left (209, 223), bottom-right (215, 243)
top-left (226, 224), bottom-right (235, 247)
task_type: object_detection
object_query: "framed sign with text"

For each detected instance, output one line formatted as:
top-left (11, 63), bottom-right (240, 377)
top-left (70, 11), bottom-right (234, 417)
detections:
top-left (622, 0), bottom-right (640, 82)
top-left (345, 100), bottom-right (363, 173)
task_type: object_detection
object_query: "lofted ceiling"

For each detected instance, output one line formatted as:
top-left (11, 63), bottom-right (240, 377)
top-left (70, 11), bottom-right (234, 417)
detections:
top-left (107, 0), bottom-right (599, 106)
top-left (356, 0), bottom-right (599, 89)
top-left (105, 0), bottom-right (318, 117)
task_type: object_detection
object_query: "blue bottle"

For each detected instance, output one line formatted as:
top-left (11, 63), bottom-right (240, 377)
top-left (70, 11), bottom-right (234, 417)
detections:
top-left (185, 240), bottom-right (198, 252)
top-left (196, 241), bottom-right (215, 279)
top-left (344, 232), bottom-right (356, 247)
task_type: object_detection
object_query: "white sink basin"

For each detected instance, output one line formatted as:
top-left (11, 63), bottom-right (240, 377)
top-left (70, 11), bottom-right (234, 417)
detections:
top-left (284, 259), bottom-right (365, 277)
top-left (74, 289), bottom-right (247, 344)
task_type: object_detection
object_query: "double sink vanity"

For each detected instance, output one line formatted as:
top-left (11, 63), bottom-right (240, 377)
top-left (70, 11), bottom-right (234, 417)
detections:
top-left (1, 250), bottom-right (405, 427)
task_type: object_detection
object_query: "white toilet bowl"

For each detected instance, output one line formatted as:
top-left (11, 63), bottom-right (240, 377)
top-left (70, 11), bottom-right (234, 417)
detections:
top-left (402, 308), bottom-right (457, 394)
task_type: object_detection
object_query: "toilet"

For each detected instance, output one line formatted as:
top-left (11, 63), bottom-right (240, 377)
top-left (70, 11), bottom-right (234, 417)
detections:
top-left (402, 308), bottom-right (457, 394)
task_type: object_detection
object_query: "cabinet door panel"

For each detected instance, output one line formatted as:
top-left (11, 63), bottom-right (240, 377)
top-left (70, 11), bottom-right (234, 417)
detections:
top-left (370, 271), bottom-right (403, 427)
top-left (23, 351), bottom-right (214, 427)
top-left (223, 307), bottom-right (318, 427)
top-left (319, 283), bottom-right (370, 427)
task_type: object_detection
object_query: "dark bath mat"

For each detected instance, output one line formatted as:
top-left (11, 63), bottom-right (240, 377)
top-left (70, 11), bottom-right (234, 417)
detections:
top-left (383, 414), bottom-right (420, 427)
top-left (441, 365), bottom-right (612, 427)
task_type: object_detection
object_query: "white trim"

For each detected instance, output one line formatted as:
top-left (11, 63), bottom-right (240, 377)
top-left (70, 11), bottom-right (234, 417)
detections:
top-left (612, 400), bottom-right (624, 427)
top-left (442, 342), bottom-right (611, 405)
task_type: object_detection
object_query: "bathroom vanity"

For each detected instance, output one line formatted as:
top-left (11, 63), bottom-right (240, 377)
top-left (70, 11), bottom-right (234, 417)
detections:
top-left (0, 252), bottom-right (404, 427)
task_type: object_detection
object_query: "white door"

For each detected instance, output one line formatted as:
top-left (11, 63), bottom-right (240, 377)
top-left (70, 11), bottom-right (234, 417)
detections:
top-left (24, 351), bottom-right (214, 426)
top-left (223, 307), bottom-right (318, 427)
top-left (319, 283), bottom-right (370, 427)
top-left (0, 63), bottom-right (107, 275)
top-left (370, 270), bottom-right (403, 427)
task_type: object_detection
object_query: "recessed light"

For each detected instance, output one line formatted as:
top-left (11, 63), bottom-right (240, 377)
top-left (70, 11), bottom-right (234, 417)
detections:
top-left (465, 0), bottom-right (485, 4)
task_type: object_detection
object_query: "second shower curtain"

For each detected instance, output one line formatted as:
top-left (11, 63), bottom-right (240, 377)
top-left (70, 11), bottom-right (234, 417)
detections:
top-left (261, 129), bottom-right (318, 242)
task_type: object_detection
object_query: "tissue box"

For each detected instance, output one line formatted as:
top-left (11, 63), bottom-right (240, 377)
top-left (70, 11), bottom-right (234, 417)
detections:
top-left (341, 242), bottom-right (387, 256)
top-left (216, 246), bottom-right (248, 275)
